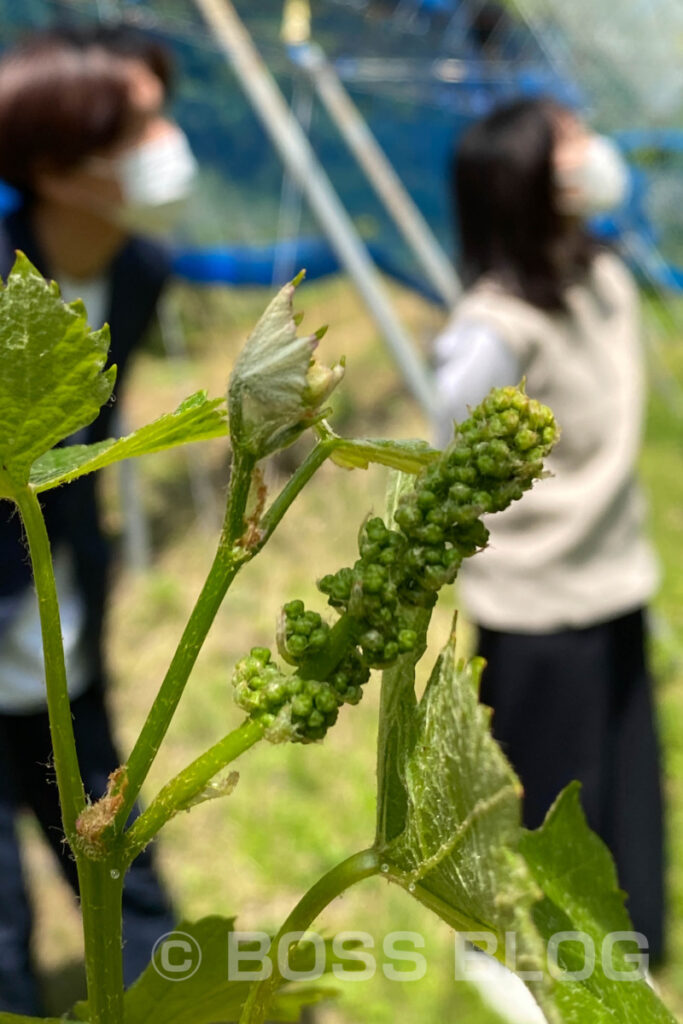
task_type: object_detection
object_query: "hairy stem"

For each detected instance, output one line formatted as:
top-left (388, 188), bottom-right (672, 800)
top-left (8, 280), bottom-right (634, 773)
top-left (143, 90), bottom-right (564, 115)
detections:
top-left (224, 448), bottom-right (259, 543)
top-left (124, 718), bottom-right (264, 862)
top-left (239, 848), bottom-right (381, 1024)
top-left (14, 485), bottom-right (85, 842)
top-left (79, 856), bottom-right (125, 1024)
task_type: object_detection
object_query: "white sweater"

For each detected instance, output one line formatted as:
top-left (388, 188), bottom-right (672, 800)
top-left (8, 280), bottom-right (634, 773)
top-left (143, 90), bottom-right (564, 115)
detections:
top-left (433, 252), bottom-right (659, 632)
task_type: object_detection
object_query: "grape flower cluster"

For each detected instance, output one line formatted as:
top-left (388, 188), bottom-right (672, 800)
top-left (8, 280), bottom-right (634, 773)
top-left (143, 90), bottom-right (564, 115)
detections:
top-left (232, 385), bottom-right (558, 743)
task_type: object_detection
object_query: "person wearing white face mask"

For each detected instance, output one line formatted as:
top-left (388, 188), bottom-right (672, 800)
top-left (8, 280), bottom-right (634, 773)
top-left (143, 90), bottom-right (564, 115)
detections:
top-left (0, 25), bottom-right (196, 1014)
top-left (432, 98), bottom-right (665, 1007)
top-left (85, 123), bottom-right (198, 237)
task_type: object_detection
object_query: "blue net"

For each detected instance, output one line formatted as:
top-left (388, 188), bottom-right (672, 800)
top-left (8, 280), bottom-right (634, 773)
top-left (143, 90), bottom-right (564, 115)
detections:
top-left (0, 0), bottom-right (680, 296)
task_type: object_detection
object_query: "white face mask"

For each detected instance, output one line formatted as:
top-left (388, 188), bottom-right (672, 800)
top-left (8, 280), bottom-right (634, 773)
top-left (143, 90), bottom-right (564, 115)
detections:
top-left (555, 134), bottom-right (630, 217)
top-left (90, 127), bottom-right (198, 236)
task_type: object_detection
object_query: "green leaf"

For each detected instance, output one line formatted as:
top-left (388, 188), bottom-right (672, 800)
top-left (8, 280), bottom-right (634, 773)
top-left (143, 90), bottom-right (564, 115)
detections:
top-left (374, 608), bottom-right (425, 847)
top-left (0, 252), bottom-right (115, 492)
top-left (0, 1017), bottom-right (76, 1023)
top-left (519, 785), bottom-right (677, 1023)
top-left (375, 475), bottom-right (434, 844)
top-left (72, 917), bottom-right (341, 1024)
top-left (328, 436), bottom-right (438, 474)
top-left (375, 628), bottom-right (556, 1017)
top-left (375, 628), bottom-right (678, 1023)
top-left (29, 392), bottom-right (228, 492)
top-left (384, 468), bottom-right (417, 525)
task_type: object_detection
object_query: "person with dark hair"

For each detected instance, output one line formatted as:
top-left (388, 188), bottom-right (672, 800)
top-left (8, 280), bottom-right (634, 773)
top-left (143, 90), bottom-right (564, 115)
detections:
top-left (434, 99), bottom-right (665, 966)
top-left (0, 24), bottom-right (197, 1014)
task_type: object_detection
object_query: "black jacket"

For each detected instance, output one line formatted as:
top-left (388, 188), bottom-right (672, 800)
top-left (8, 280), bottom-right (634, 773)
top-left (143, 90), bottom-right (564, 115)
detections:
top-left (0, 206), bottom-right (172, 681)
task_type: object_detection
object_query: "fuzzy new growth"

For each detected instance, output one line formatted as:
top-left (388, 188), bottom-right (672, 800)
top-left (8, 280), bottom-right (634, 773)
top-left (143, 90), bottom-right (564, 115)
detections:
top-left (75, 767), bottom-right (128, 857)
top-left (232, 385), bottom-right (558, 744)
top-left (228, 273), bottom-right (344, 460)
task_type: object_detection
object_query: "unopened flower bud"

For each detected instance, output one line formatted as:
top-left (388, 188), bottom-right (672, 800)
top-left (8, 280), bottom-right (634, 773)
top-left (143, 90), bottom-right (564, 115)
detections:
top-left (228, 273), bottom-right (344, 458)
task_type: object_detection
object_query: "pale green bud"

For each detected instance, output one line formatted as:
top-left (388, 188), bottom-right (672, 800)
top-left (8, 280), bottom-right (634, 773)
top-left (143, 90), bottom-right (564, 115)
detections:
top-left (228, 273), bottom-right (343, 458)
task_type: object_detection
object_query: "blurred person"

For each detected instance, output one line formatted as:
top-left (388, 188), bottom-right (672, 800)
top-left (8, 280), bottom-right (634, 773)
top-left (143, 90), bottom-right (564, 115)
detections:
top-left (434, 98), bottom-right (665, 962)
top-left (0, 24), bottom-right (198, 1014)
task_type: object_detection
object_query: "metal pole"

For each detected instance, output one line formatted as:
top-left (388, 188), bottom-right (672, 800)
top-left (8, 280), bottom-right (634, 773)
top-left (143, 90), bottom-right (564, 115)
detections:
top-left (192, 0), bottom-right (437, 420)
top-left (289, 40), bottom-right (461, 308)
top-left (272, 76), bottom-right (315, 285)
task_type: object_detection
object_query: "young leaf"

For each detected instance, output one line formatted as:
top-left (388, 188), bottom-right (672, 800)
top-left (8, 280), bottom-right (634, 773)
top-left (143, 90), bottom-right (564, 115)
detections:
top-left (76, 916), bottom-right (343, 1024)
top-left (29, 392), bottom-right (228, 492)
top-left (0, 252), bottom-right (115, 493)
top-left (228, 275), bottom-right (342, 459)
top-left (519, 785), bottom-right (677, 1023)
top-left (327, 436), bottom-right (438, 474)
top-left (375, 629), bottom-right (557, 1019)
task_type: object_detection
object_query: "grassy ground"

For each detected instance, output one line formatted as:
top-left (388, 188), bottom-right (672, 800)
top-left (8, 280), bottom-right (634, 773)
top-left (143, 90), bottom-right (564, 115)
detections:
top-left (641, 296), bottom-right (683, 1011)
top-left (23, 278), bottom-right (683, 1022)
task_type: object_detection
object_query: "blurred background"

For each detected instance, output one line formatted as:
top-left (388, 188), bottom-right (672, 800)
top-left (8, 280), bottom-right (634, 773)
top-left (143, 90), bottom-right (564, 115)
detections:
top-left (1, 1), bottom-right (681, 1021)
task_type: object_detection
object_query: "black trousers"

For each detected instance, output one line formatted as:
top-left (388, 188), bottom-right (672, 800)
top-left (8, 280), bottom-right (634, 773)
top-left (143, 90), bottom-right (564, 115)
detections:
top-left (477, 607), bottom-right (665, 962)
top-left (0, 685), bottom-right (175, 1015)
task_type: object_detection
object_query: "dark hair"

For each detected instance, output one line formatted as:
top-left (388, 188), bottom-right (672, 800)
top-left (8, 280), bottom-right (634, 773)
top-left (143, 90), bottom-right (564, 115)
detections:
top-left (452, 97), bottom-right (597, 311)
top-left (0, 25), bottom-right (173, 193)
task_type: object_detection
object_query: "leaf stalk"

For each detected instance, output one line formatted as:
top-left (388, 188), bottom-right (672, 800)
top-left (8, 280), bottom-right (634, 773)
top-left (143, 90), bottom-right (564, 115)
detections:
top-left (124, 718), bottom-right (264, 862)
top-left (13, 485), bottom-right (86, 842)
top-left (239, 847), bottom-right (380, 1024)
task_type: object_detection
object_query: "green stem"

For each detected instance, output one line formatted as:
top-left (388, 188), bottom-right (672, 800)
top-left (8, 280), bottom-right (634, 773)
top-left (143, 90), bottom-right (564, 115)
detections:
top-left (14, 485), bottom-right (85, 842)
top-left (225, 450), bottom-right (258, 543)
top-left (124, 718), bottom-right (264, 862)
top-left (14, 486), bottom-right (126, 1020)
top-left (115, 442), bottom-right (336, 832)
top-left (239, 847), bottom-right (380, 1024)
top-left (114, 452), bottom-right (256, 830)
top-left (114, 542), bottom-right (246, 830)
top-left (79, 856), bottom-right (125, 1024)
top-left (298, 611), bottom-right (357, 681)
top-left (255, 439), bottom-right (334, 552)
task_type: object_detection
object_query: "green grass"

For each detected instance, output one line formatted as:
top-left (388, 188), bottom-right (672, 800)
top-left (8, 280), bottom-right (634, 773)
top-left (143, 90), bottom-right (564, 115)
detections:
top-left (641, 312), bottom-right (683, 1013)
top-left (25, 277), bottom-right (683, 1023)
